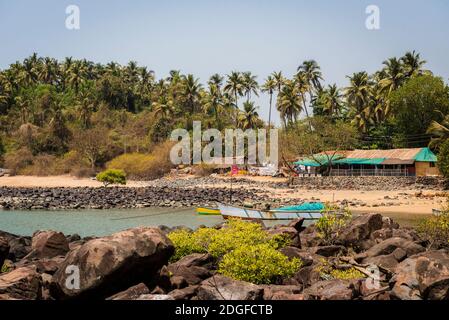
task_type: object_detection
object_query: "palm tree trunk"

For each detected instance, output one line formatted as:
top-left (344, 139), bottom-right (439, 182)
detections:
top-left (268, 93), bottom-right (273, 129)
top-left (301, 92), bottom-right (312, 131)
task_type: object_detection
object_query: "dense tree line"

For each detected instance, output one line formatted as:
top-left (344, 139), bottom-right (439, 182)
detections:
top-left (0, 51), bottom-right (448, 176)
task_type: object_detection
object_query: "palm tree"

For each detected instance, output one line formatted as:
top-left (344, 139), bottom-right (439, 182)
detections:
top-left (271, 71), bottom-right (285, 93)
top-left (427, 114), bottom-right (449, 150)
top-left (261, 76), bottom-right (276, 128)
top-left (297, 60), bottom-right (323, 118)
top-left (182, 74), bottom-right (202, 114)
top-left (203, 83), bottom-right (224, 129)
top-left (208, 74), bottom-right (224, 89)
top-left (242, 71), bottom-right (259, 102)
top-left (224, 71), bottom-right (243, 109)
top-left (401, 51), bottom-right (429, 78)
top-left (67, 60), bottom-right (87, 93)
top-left (277, 80), bottom-right (303, 127)
top-left (345, 72), bottom-right (373, 132)
top-left (379, 57), bottom-right (405, 96)
top-left (238, 101), bottom-right (260, 130)
top-left (321, 84), bottom-right (343, 118)
top-left (153, 95), bottom-right (174, 120)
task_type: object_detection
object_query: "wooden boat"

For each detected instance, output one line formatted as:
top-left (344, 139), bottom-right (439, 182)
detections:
top-left (196, 206), bottom-right (221, 215)
top-left (217, 203), bottom-right (325, 221)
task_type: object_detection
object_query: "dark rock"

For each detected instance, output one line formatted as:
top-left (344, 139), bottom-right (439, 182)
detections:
top-left (391, 250), bottom-right (449, 300)
top-left (262, 285), bottom-right (302, 300)
top-left (167, 265), bottom-right (211, 286)
top-left (356, 237), bottom-right (425, 261)
top-left (24, 230), bottom-right (69, 260)
top-left (50, 227), bottom-right (174, 300)
top-left (0, 266), bottom-right (42, 300)
top-left (287, 218), bottom-right (305, 232)
top-left (197, 275), bottom-right (263, 300)
top-left (303, 279), bottom-right (359, 300)
top-left (310, 245), bottom-right (346, 257)
top-left (168, 285), bottom-right (198, 300)
top-left (170, 275), bottom-right (188, 289)
top-left (136, 294), bottom-right (174, 300)
top-left (169, 253), bottom-right (215, 270)
top-left (337, 213), bottom-right (383, 249)
top-left (0, 236), bottom-right (9, 268)
top-left (107, 283), bottom-right (150, 300)
top-left (279, 246), bottom-right (323, 267)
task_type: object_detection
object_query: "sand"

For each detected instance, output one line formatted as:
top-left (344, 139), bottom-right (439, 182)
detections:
top-left (0, 174), bottom-right (445, 216)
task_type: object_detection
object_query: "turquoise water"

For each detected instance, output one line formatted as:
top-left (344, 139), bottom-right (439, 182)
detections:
top-left (0, 207), bottom-right (225, 237)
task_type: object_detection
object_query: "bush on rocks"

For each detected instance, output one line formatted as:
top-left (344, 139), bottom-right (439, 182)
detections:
top-left (168, 219), bottom-right (298, 284)
top-left (218, 243), bottom-right (302, 284)
top-left (315, 208), bottom-right (352, 245)
top-left (417, 210), bottom-right (449, 249)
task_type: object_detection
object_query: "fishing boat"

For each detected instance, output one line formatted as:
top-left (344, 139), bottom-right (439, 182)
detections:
top-left (196, 206), bottom-right (221, 215)
top-left (217, 203), bottom-right (327, 221)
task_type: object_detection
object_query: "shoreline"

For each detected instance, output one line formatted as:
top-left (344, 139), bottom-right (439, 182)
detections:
top-left (0, 174), bottom-right (446, 216)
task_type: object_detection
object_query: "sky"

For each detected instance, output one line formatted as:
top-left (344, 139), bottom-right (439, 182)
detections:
top-left (1, 0), bottom-right (449, 124)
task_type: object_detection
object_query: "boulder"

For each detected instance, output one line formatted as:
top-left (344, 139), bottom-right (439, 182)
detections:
top-left (50, 227), bottom-right (174, 300)
top-left (303, 279), bottom-right (359, 300)
top-left (107, 283), bottom-right (150, 300)
top-left (197, 275), bottom-right (263, 300)
top-left (169, 253), bottom-right (215, 270)
top-left (293, 265), bottom-right (322, 287)
top-left (0, 236), bottom-right (10, 268)
top-left (391, 250), bottom-right (449, 300)
top-left (0, 266), bottom-right (42, 300)
top-left (309, 245), bottom-right (347, 257)
top-left (24, 230), bottom-right (69, 260)
top-left (356, 237), bottom-right (425, 261)
top-left (262, 285), bottom-right (302, 300)
top-left (279, 246), bottom-right (323, 267)
top-left (287, 218), bottom-right (305, 232)
top-left (168, 285), bottom-right (199, 300)
top-left (0, 232), bottom-right (31, 262)
top-left (337, 213), bottom-right (383, 248)
top-left (167, 265), bottom-right (211, 286)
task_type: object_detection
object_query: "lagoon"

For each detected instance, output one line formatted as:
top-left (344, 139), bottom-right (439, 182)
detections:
top-left (0, 207), bottom-right (224, 237)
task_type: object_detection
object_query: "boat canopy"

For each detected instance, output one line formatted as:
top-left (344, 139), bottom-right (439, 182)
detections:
top-left (276, 202), bottom-right (325, 212)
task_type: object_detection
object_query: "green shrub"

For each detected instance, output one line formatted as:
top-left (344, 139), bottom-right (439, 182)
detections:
top-left (1, 263), bottom-right (11, 273)
top-left (438, 140), bottom-right (449, 178)
top-left (218, 243), bottom-right (302, 284)
top-left (3, 147), bottom-right (34, 175)
top-left (168, 219), bottom-right (292, 261)
top-left (96, 169), bottom-right (127, 187)
top-left (316, 206), bottom-right (352, 244)
top-left (167, 228), bottom-right (216, 261)
top-left (329, 268), bottom-right (365, 280)
top-left (417, 211), bottom-right (449, 249)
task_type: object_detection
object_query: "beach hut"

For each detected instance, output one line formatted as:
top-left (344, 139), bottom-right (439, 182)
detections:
top-left (294, 148), bottom-right (440, 177)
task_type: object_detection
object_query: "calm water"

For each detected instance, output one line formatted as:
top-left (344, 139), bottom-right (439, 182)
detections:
top-left (0, 207), bottom-right (225, 237)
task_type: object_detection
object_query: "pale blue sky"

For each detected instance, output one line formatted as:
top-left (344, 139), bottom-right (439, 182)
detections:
top-left (1, 0), bottom-right (448, 123)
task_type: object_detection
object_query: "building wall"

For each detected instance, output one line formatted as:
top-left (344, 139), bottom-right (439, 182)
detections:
top-left (415, 162), bottom-right (441, 176)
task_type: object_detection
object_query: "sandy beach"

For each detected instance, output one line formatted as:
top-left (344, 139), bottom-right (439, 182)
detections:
top-left (0, 174), bottom-right (445, 217)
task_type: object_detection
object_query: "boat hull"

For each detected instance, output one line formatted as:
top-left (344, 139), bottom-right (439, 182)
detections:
top-left (196, 207), bottom-right (221, 215)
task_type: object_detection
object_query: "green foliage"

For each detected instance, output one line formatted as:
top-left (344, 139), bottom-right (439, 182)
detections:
top-left (107, 141), bottom-right (174, 180)
top-left (96, 169), bottom-right (126, 186)
top-left (167, 219), bottom-right (298, 284)
top-left (1, 263), bottom-right (11, 273)
top-left (218, 243), bottom-right (302, 284)
top-left (315, 258), bottom-right (365, 280)
top-left (390, 75), bottom-right (449, 146)
top-left (315, 206), bottom-right (352, 244)
top-left (437, 140), bottom-right (449, 178)
top-left (167, 229), bottom-right (212, 261)
top-left (417, 209), bottom-right (449, 249)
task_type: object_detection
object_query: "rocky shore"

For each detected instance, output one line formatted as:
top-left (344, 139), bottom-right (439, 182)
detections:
top-left (1, 214), bottom-right (448, 300)
top-left (0, 185), bottom-right (272, 210)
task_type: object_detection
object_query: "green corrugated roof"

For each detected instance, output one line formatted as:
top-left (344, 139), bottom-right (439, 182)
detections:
top-left (414, 147), bottom-right (437, 162)
top-left (295, 157), bottom-right (386, 166)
